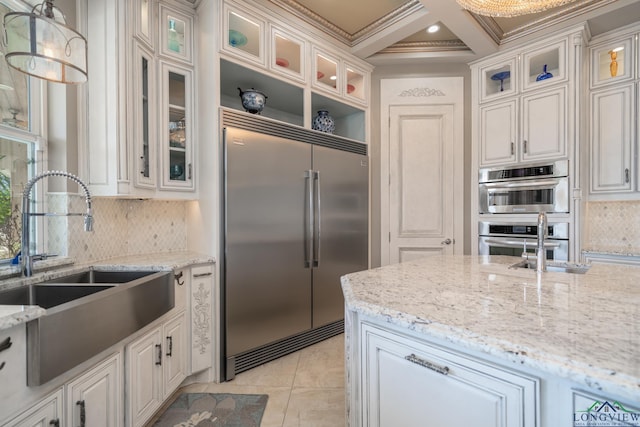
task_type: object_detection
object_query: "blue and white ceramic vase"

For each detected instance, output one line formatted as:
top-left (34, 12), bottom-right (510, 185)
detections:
top-left (312, 110), bottom-right (335, 134)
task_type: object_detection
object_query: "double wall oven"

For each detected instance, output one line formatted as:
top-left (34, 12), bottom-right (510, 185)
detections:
top-left (477, 160), bottom-right (571, 261)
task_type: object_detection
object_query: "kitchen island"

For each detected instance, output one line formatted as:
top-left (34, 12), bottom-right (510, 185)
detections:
top-left (342, 255), bottom-right (640, 427)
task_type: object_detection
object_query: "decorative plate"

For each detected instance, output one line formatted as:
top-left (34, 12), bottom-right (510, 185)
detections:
top-left (490, 71), bottom-right (510, 81)
top-left (275, 57), bottom-right (289, 68)
top-left (228, 30), bottom-right (247, 47)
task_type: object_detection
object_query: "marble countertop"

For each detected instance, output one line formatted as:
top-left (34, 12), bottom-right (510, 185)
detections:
top-left (341, 255), bottom-right (640, 403)
top-left (0, 251), bottom-right (214, 331)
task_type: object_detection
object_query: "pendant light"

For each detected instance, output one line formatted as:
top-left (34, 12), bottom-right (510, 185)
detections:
top-left (456, 0), bottom-right (579, 17)
top-left (3, 0), bottom-right (87, 84)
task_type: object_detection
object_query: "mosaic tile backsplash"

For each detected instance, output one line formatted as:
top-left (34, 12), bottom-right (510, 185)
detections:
top-left (583, 200), bottom-right (640, 254)
top-left (47, 195), bottom-right (187, 264)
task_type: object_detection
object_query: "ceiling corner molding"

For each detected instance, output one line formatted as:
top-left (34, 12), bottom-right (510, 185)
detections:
top-left (380, 40), bottom-right (470, 54)
top-left (469, 15), bottom-right (504, 45)
top-left (267, 0), bottom-right (352, 44)
top-left (351, 1), bottom-right (424, 44)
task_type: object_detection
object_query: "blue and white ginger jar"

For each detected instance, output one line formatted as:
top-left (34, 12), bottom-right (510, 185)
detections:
top-left (312, 110), bottom-right (335, 134)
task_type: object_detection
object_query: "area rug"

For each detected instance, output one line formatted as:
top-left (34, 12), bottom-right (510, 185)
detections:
top-left (152, 393), bottom-right (268, 427)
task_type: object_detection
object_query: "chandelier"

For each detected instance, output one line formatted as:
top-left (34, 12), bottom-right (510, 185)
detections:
top-left (3, 0), bottom-right (87, 84)
top-left (456, 0), bottom-right (579, 17)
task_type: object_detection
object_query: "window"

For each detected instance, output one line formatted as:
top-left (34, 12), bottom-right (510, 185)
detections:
top-left (0, 1), bottom-right (43, 263)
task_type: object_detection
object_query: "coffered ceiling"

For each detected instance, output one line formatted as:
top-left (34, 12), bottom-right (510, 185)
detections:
top-left (266, 0), bottom-right (640, 64)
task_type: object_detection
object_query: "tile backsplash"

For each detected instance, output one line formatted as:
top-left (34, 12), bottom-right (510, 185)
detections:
top-left (583, 200), bottom-right (640, 253)
top-left (47, 195), bottom-right (187, 263)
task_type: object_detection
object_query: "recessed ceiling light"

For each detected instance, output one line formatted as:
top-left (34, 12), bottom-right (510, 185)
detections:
top-left (330, 75), bottom-right (337, 80)
top-left (612, 46), bottom-right (624, 52)
top-left (427, 25), bottom-right (440, 34)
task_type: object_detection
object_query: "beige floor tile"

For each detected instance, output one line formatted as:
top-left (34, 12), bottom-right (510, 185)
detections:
top-left (282, 388), bottom-right (346, 427)
top-left (293, 335), bottom-right (345, 388)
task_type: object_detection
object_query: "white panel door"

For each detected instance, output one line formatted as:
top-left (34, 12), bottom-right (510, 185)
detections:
top-left (163, 311), bottom-right (187, 399)
top-left (126, 327), bottom-right (162, 427)
top-left (388, 105), bottom-right (455, 264)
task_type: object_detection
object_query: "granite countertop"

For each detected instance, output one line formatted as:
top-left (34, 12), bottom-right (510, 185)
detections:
top-left (0, 251), bottom-right (215, 331)
top-left (341, 255), bottom-right (640, 403)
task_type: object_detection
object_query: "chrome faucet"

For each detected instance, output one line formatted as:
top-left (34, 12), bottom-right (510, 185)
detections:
top-left (536, 211), bottom-right (547, 272)
top-left (21, 171), bottom-right (93, 277)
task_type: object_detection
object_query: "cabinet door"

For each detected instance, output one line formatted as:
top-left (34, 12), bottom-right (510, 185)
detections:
top-left (190, 264), bottom-right (214, 374)
top-left (590, 37), bottom-right (634, 88)
top-left (590, 84), bottom-right (634, 193)
top-left (159, 4), bottom-right (193, 64)
top-left (223, 5), bottom-right (265, 65)
top-left (66, 353), bottom-right (121, 427)
top-left (126, 327), bottom-right (162, 427)
top-left (479, 57), bottom-right (517, 103)
top-left (479, 99), bottom-right (518, 166)
top-left (3, 388), bottom-right (63, 427)
top-left (132, 42), bottom-right (157, 190)
top-left (163, 311), bottom-right (187, 399)
top-left (133, 0), bottom-right (154, 48)
top-left (160, 62), bottom-right (195, 192)
top-left (361, 324), bottom-right (538, 427)
top-left (521, 86), bottom-right (567, 162)
top-left (522, 39), bottom-right (568, 91)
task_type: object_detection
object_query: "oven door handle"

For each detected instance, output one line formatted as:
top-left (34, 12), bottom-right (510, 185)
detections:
top-left (482, 178), bottom-right (561, 190)
top-left (484, 238), bottom-right (561, 248)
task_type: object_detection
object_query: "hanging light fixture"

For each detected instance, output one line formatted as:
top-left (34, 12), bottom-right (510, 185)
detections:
top-left (2, 0), bottom-right (87, 84)
top-left (456, 0), bottom-right (579, 17)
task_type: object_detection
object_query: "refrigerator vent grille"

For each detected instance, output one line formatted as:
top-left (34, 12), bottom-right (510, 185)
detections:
top-left (232, 320), bottom-right (344, 376)
top-left (222, 109), bottom-right (367, 156)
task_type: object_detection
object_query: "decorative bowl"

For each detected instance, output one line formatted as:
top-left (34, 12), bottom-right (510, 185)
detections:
top-left (238, 87), bottom-right (267, 114)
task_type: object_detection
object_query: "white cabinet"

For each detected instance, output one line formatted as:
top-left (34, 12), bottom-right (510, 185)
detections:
top-left (189, 264), bottom-right (214, 374)
top-left (3, 389), bottom-right (64, 427)
top-left (84, 0), bottom-right (197, 199)
top-left (588, 24), bottom-right (640, 198)
top-left (65, 353), bottom-right (121, 427)
top-left (589, 84), bottom-right (635, 194)
top-left (474, 30), bottom-right (577, 168)
top-left (126, 310), bottom-right (187, 427)
top-left (359, 323), bottom-right (538, 427)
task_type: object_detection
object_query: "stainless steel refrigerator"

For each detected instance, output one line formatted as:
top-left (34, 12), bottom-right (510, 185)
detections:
top-left (222, 111), bottom-right (368, 380)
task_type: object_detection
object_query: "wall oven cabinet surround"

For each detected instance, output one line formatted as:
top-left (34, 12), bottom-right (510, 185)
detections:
top-left (478, 221), bottom-right (569, 260)
top-left (84, 0), bottom-right (197, 199)
top-left (479, 160), bottom-right (570, 214)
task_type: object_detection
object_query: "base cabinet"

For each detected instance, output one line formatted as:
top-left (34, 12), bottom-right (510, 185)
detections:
top-left (65, 353), bottom-right (121, 427)
top-left (189, 264), bottom-right (214, 374)
top-left (360, 323), bottom-right (538, 427)
top-left (3, 389), bottom-right (63, 427)
top-left (126, 310), bottom-right (187, 427)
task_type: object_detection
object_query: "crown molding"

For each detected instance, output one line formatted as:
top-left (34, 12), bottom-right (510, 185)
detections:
top-left (379, 40), bottom-right (470, 54)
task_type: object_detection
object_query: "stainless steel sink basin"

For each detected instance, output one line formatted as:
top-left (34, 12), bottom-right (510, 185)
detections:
top-left (0, 284), bottom-right (114, 308)
top-left (42, 269), bottom-right (156, 284)
top-left (11, 268), bottom-right (175, 386)
top-left (509, 259), bottom-right (591, 274)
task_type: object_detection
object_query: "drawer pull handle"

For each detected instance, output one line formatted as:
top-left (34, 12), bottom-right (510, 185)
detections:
top-left (193, 272), bottom-right (212, 278)
top-left (156, 344), bottom-right (162, 365)
top-left (77, 400), bottom-right (86, 427)
top-left (166, 336), bottom-right (173, 357)
top-left (49, 420), bottom-right (60, 427)
top-left (0, 337), bottom-right (11, 352)
top-left (405, 354), bottom-right (450, 375)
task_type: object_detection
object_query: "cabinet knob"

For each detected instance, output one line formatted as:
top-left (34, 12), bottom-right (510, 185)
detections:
top-left (625, 168), bottom-right (630, 183)
top-left (49, 420), bottom-right (60, 427)
top-left (523, 140), bottom-right (528, 153)
top-left (0, 336), bottom-right (11, 352)
top-left (155, 344), bottom-right (162, 365)
top-left (77, 400), bottom-right (86, 427)
top-left (441, 238), bottom-right (452, 245)
top-left (510, 142), bottom-right (514, 156)
top-left (188, 163), bottom-right (193, 180)
top-left (166, 336), bottom-right (173, 357)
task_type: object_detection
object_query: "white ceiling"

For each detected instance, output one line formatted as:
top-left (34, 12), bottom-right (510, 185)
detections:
top-left (266, 0), bottom-right (640, 64)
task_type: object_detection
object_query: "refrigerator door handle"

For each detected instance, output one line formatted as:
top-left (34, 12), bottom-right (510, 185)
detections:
top-left (304, 170), bottom-right (314, 268)
top-left (313, 170), bottom-right (321, 267)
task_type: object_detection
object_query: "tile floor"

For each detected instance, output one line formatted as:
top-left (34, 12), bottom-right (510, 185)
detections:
top-left (150, 334), bottom-right (346, 427)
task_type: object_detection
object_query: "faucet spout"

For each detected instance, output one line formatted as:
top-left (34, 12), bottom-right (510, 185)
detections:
top-left (536, 211), bottom-right (547, 272)
top-left (21, 170), bottom-right (93, 277)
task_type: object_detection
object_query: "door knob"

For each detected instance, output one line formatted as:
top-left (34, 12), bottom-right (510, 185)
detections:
top-left (441, 238), bottom-right (452, 245)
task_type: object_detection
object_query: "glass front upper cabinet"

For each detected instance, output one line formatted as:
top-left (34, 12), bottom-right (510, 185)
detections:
top-left (522, 40), bottom-right (567, 91)
top-left (313, 48), bottom-right (339, 94)
top-left (345, 64), bottom-right (366, 103)
top-left (160, 4), bottom-right (193, 64)
top-left (133, 43), bottom-right (156, 189)
top-left (479, 58), bottom-right (516, 103)
top-left (161, 63), bottom-right (194, 191)
top-left (271, 28), bottom-right (304, 82)
top-left (590, 36), bottom-right (634, 88)
top-left (224, 6), bottom-right (264, 64)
